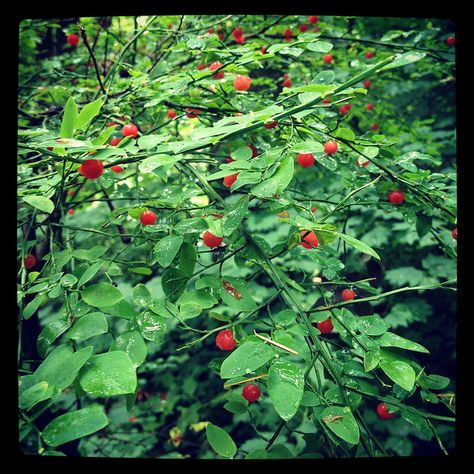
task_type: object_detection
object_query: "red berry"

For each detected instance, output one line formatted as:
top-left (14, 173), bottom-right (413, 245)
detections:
top-left (186, 108), bottom-right (200, 118)
top-left (300, 230), bottom-right (319, 249)
top-left (363, 79), bottom-right (371, 89)
top-left (366, 103), bottom-right (374, 111)
top-left (447, 36), bottom-right (455, 46)
top-left (24, 254), bottom-right (37, 269)
top-left (81, 159), bottom-right (104, 179)
top-left (309, 16), bottom-right (319, 24)
top-left (197, 63), bottom-right (207, 71)
top-left (387, 190), bottom-right (404, 204)
top-left (264, 121), bottom-right (279, 129)
top-left (283, 28), bottom-right (293, 40)
top-left (209, 61), bottom-right (224, 79)
top-left (109, 137), bottom-right (121, 146)
top-left (365, 51), bottom-right (374, 59)
top-left (313, 28), bottom-right (320, 33)
top-left (242, 384), bottom-right (261, 403)
top-left (66, 33), bottom-right (79, 47)
top-left (129, 416), bottom-right (137, 423)
top-left (283, 73), bottom-right (289, 79)
top-left (235, 35), bottom-right (245, 44)
top-left (323, 54), bottom-right (333, 64)
top-left (370, 123), bottom-right (379, 131)
top-left (140, 210), bottom-right (157, 225)
top-left (208, 28), bottom-right (215, 34)
top-left (317, 318), bottom-right (334, 334)
top-left (297, 153), bottom-right (315, 168)
top-left (167, 24), bottom-right (173, 29)
top-left (339, 104), bottom-right (350, 115)
top-left (232, 28), bottom-right (243, 39)
top-left (111, 165), bottom-right (124, 173)
top-left (122, 123), bottom-right (138, 138)
top-left (210, 213), bottom-right (224, 218)
top-left (341, 289), bottom-right (356, 301)
top-left (68, 190), bottom-right (75, 197)
top-left (202, 231), bottom-right (224, 248)
top-left (299, 24), bottom-right (308, 32)
top-left (107, 121), bottom-right (118, 127)
top-left (223, 173), bottom-right (239, 188)
top-left (322, 98), bottom-right (331, 104)
top-left (261, 46), bottom-right (267, 54)
top-left (311, 206), bottom-right (317, 213)
top-left (234, 75), bottom-right (251, 91)
top-left (218, 32), bottom-right (225, 40)
top-left (356, 157), bottom-right (370, 168)
top-left (215, 330), bottom-right (236, 350)
top-left (67, 209), bottom-right (75, 215)
top-left (247, 145), bottom-right (258, 158)
top-left (376, 402), bottom-right (396, 420)
top-left (225, 156), bottom-right (234, 163)
top-left (167, 109), bottom-right (177, 119)
top-left (324, 140), bottom-right (338, 155)
top-left (282, 78), bottom-right (292, 88)
top-left (452, 228), bottom-right (457, 240)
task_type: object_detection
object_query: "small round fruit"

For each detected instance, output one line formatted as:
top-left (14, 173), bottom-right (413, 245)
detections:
top-left (446, 36), bottom-right (455, 46)
top-left (366, 103), bottom-right (374, 111)
top-left (66, 33), bottom-right (80, 47)
top-left (122, 123), bottom-right (138, 138)
top-left (242, 384), bottom-right (261, 403)
top-left (111, 165), bottom-right (124, 173)
top-left (68, 190), bottom-right (75, 197)
top-left (376, 402), bottom-right (396, 420)
top-left (167, 109), bottom-right (177, 119)
top-left (202, 231), bottom-right (224, 248)
top-left (81, 159), bottom-right (104, 179)
top-left (140, 210), bottom-right (157, 225)
top-left (311, 206), bottom-right (317, 213)
top-left (209, 61), bottom-right (224, 79)
top-left (186, 108), bottom-right (200, 118)
top-left (24, 254), bottom-right (37, 269)
top-left (317, 318), bottom-right (334, 334)
top-left (297, 153), bottom-right (315, 168)
top-left (109, 137), bottom-right (121, 146)
top-left (300, 230), bottom-right (319, 249)
top-left (129, 416), bottom-right (137, 423)
top-left (322, 98), bottom-right (331, 104)
top-left (67, 209), bottom-right (75, 215)
top-left (234, 75), bottom-right (251, 91)
top-left (356, 157), bottom-right (370, 168)
top-left (215, 330), bottom-right (236, 350)
top-left (282, 78), bottom-right (292, 88)
top-left (341, 289), bottom-right (356, 301)
top-left (208, 27), bottom-right (215, 34)
top-left (452, 228), bottom-right (457, 240)
top-left (264, 121), bottom-right (279, 129)
top-left (370, 123), bottom-right (379, 131)
top-left (324, 140), bottom-right (338, 155)
top-left (232, 27), bottom-right (243, 39)
top-left (197, 63), bottom-right (207, 70)
top-left (223, 173), bottom-right (239, 188)
top-left (247, 145), bottom-right (258, 158)
top-left (299, 24), bottom-right (308, 32)
top-left (339, 104), bottom-right (350, 115)
top-left (235, 35), bottom-right (245, 44)
top-left (323, 54), bottom-right (333, 64)
top-left (387, 190), bottom-right (404, 204)
top-left (261, 46), bottom-right (268, 54)
top-left (218, 32), bottom-right (225, 40)
top-left (283, 28), bottom-right (293, 40)
top-left (365, 51), bottom-right (374, 59)
top-left (309, 16), bottom-right (319, 24)
top-left (363, 79), bottom-right (371, 89)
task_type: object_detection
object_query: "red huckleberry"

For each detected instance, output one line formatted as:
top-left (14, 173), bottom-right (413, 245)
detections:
top-left (311, 206), bottom-right (317, 213)
top-left (140, 210), bottom-right (157, 225)
top-left (264, 121), bottom-right (278, 129)
top-left (232, 28), bottom-right (243, 39)
top-left (447, 36), bottom-right (455, 46)
top-left (324, 140), bottom-right (338, 155)
top-left (317, 318), bottom-right (334, 334)
top-left (111, 165), bottom-right (124, 173)
top-left (323, 54), bottom-right (333, 64)
top-left (309, 16), bottom-right (319, 24)
top-left (197, 63), bottom-right (207, 70)
top-left (376, 402), bottom-right (396, 420)
top-left (322, 98), bottom-right (331, 104)
top-left (282, 78), bottom-right (292, 88)
top-left (167, 109), bottom-right (177, 119)
top-left (223, 173), bottom-right (239, 188)
top-left (107, 121), bottom-right (118, 127)
top-left (339, 104), bottom-right (350, 115)
top-left (313, 28), bottom-right (320, 33)
top-left (109, 137), bottom-right (121, 146)
top-left (67, 33), bottom-right (79, 47)
top-left (186, 108), bottom-right (200, 118)
top-left (68, 190), bottom-right (75, 197)
top-left (235, 35), bottom-right (245, 44)
top-left (356, 157), bottom-right (370, 168)
top-left (67, 209), bottom-right (75, 215)
top-left (218, 32), bottom-right (225, 40)
top-left (261, 46), bottom-right (268, 54)
top-left (208, 28), bottom-right (214, 34)
top-left (122, 123), bottom-right (139, 138)
top-left (366, 103), bottom-right (374, 111)
top-left (215, 330), bottom-right (236, 350)
top-left (283, 28), bottom-right (293, 40)
top-left (299, 24), bottom-right (309, 32)
top-left (234, 75), bottom-right (251, 91)
top-left (209, 61), bottom-right (224, 79)
top-left (297, 153), bottom-right (315, 168)
top-left (341, 289), bottom-right (356, 301)
top-left (24, 254), bottom-right (37, 269)
top-left (242, 384), bottom-right (261, 403)
top-left (129, 416), bottom-right (137, 423)
top-left (202, 231), bottom-right (224, 248)
top-left (452, 228), bottom-right (457, 240)
top-left (387, 190), bottom-right (404, 204)
top-left (300, 230), bottom-right (319, 249)
top-left (81, 159), bottom-right (104, 179)
top-left (283, 73), bottom-right (289, 79)
top-left (363, 79), bottom-right (371, 89)
top-left (365, 51), bottom-right (374, 59)
top-left (370, 123), bottom-right (379, 131)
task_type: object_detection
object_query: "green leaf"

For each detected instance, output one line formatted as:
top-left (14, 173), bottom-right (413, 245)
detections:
top-left (67, 312), bottom-right (108, 341)
top-left (179, 242), bottom-right (197, 277)
top-left (154, 235), bottom-right (183, 268)
top-left (76, 98), bottom-right (103, 130)
top-left (137, 135), bottom-right (162, 150)
top-left (220, 341), bottom-right (275, 379)
top-left (23, 294), bottom-right (44, 320)
top-left (135, 311), bottom-right (167, 343)
top-left (335, 232), bottom-right (380, 260)
top-left (416, 214), bottom-right (432, 238)
top-left (23, 195), bottom-right (55, 214)
top-left (307, 40), bottom-right (334, 53)
top-left (77, 261), bottom-right (102, 287)
top-left (132, 283), bottom-right (152, 306)
top-left (109, 330), bottom-right (147, 368)
top-left (222, 196), bottom-right (249, 236)
top-left (59, 96), bottom-right (78, 138)
top-left (363, 350), bottom-right (381, 372)
top-left (268, 360), bottom-right (304, 421)
top-left (205, 423), bottom-right (237, 458)
top-left (321, 406), bottom-right (360, 445)
top-left (37, 319), bottom-right (71, 357)
top-left (101, 298), bottom-right (137, 320)
top-left (81, 283), bottom-right (123, 308)
top-left (42, 406), bottom-right (108, 447)
top-left (379, 360), bottom-right (416, 391)
top-left (374, 332), bottom-right (429, 353)
top-left (220, 277), bottom-right (257, 312)
top-left (274, 309), bottom-right (297, 327)
top-left (357, 316), bottom-right (390, 336)
top-left (161, 267), bottom-right (189, 302)
top-left (79, 351), bottom-right (137, 396)
top-left (290, 141), bottom-right (324, 154)
top-left (381, 51), bottom-right (426, 70)
top-left (223, 401), bottom-right (248, 414)
top-left (138, 155), bottom-right (180, 173)
top-left (19, 381), bottom-right (56, 411)
top-left (231, 145), bottom-right (253, 161)
top-left (174, 217), bottom-right (208, 234)
top-left (400, 410), bottom-right (433, 440)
